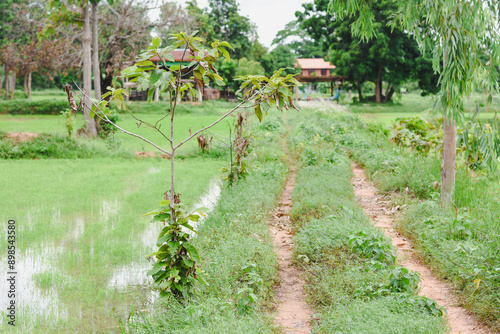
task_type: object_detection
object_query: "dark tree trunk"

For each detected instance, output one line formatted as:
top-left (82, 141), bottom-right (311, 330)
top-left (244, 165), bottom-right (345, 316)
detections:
top-left (384, 86), bottom-right (394, 102)
top-left (375, 63), bottom-right (383, 104)
top-left (356, 80), bottom-right (363, 102)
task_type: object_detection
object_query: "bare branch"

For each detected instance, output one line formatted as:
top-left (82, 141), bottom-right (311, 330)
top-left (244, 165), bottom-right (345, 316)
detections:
top-left (76, 86), bottom-right (172, 155)
top-left (174, 89), bottom-right (263, 150)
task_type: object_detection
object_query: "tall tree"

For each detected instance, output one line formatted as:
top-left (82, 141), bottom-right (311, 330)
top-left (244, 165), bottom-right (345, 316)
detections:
top-left (91, 0), bottom-right (101, 99)
top-left (272, 20), bottom-right (326, 59)
top-left (260, 45), bottom-right (298, 76)
top-left (81, 1), bottom-right (97, 136)
top-left (207, 0), bottom-right (257, 59)
top-left (298, 0), bottom-right (434, 103)
top-left (329, 0), bottom-right (500, 203)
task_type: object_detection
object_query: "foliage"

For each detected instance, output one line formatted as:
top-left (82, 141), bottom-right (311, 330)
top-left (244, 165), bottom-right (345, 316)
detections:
top-left (390, 117), bottom-right (441, 156)
top-left (349, 231), bottom-right (396, 268)
top-left (236, 263), bottom-right (262, 314)
top-left (97, 112), bottom-right (119, 139)
top-left (297, 0), bottom-right (437, 103)
top-left (272, 20), bottom-right (326, 59)
top-left (60, 108), bottom-right (75, 137)
top-left (145, 200), bottom-right (205, 298)
top-left (207, 0), bottom-right (256, 60)
top-left (0, 99), bottom-right (68, 115)
top-left (260, 45), bottom-right (300, 77)
top-left (0, 134), bottom-right (127, 159)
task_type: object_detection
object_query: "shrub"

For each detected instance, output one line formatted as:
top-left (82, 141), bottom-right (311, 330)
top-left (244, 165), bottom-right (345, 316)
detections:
top-left (0, 99), bottom-right (68, 115)
top-left (0, 134), bottom-right (130, 159)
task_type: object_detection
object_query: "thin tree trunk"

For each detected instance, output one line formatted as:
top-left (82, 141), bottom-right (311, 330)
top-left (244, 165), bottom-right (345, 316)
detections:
top-left (441, 116), bottom-right (456, 205)
top-left (92, 2), bottom-right (101, 99)
top-left (10, 71), bottom-right (16, 97)
top-left (24, 73), bottom-right (28, 96)
top-left (356, 80), bottom-right (363, 102)
top-left (440, 50), bottom-right (456, 205)
top-left (5, 67), bottom-right (9, 100)
top-left (82, 4), bottom-right (97, 137)
top-left (375, 63), bottom-right (383, 104)
top-left (27, 71), bottom-right (31, 100)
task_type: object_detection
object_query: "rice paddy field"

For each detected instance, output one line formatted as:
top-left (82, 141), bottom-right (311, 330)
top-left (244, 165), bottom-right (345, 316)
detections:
top-left (0, 99), bottom-right (234, 332)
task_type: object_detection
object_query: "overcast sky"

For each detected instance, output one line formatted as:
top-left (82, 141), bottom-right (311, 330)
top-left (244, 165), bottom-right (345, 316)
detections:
top-left (150, 0), bottom-right (311, 49)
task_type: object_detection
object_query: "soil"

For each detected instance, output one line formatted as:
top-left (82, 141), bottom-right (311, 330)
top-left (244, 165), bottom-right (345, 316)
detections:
top-left (134, 151), bottom-right (170, 159)
top-left (351, 161), bottom-right (491, 334)
top-left (270, 169), bottom-right (313, 334)
top-left (4, 132), bottom-right (40, 142)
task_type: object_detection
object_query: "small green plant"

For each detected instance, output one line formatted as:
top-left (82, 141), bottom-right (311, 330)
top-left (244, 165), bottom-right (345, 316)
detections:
top-left (349, 231), bottom-right (396, 268)
top-left (144, 199), bottom-right (206, 298)
top-left (388, 266), bottom-right (420, 293)
top-left (304, 147), bottom-right (319, 165)
top-left (236, 263), bottom-right (263, 314)
top-left (400, 296), bottom-right (447, 316)
top-left (60, 108), bottom-right (75, 137)
top-left (450, 210), bottom-right (473, 240)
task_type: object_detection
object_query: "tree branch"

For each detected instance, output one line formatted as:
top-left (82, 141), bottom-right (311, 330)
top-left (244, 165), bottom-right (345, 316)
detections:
top-left (174, 89), bottom-right (262, 150)
top-left (77, 86), bottom-right (172, 155)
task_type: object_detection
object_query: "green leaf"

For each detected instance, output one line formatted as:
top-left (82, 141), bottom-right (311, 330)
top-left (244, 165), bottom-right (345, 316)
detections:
top-left (152, 37), bottom-right (161, 48)
top-left (147, 262), bottom-right (165, 276)
top-left (158, 200), bottom-right (171, 206)
top-left (150, 69), bottom-right (162, 86)
top-left (184, 243), bottom-right (200, 262)
top-left (156, 233), bottom-right (172, 246)
top-left (255, 103), bottom-right (263, 122)
top-left (143, 210), bottom-right (159, 217)
top-left (152, 213), bottom-right (170, 222)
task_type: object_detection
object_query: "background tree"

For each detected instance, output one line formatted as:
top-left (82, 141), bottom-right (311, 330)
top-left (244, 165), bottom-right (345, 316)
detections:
top-left (272, 20), bottom-right (326, 59)
top-left (298, 0), bottom-right (436, 103)
top-left (260, 45), bottom-right (299, 76)
top-left (329, 0), bottom-right (500, 203)
top-left (207, 0), bottom-right (257, 59)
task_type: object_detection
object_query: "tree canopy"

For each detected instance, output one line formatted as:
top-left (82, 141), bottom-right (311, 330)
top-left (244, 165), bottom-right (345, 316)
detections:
top-left (297, 0), bottom-right (438, 102)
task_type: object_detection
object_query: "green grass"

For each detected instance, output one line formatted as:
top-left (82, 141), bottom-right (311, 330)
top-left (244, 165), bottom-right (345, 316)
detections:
top-left (320, 107), bottom-right (500, 332)
top-left (350, 90), bottom-right (500, 127)
top-left (0, 101), bottom-right (235, 155)
top-left (280, 108), bottom-right (448, 333)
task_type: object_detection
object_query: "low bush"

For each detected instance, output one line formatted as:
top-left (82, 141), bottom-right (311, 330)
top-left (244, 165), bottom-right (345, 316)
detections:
top-left (0, 99), bottom-right (68, 115)
top-left (0, 134), bottom-right (131, 159)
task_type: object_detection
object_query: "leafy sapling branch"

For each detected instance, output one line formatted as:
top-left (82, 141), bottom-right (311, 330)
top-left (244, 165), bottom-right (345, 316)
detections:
top-left (68, 32), bottom-right (300, 298)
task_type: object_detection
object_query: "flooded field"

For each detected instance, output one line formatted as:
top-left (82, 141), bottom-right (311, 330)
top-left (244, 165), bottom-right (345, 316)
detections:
top-left (0, 158), bottom-right (222, 333)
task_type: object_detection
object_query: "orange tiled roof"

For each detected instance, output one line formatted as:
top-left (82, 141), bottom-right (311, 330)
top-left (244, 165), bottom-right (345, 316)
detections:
top-left (296, 58), bottom-right (336, 69)
top-left (150, 49), bottom-right (196, 62)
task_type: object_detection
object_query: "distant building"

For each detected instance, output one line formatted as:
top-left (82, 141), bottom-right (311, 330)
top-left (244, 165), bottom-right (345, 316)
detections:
top-left (295, 58), bottom-right (347, 96)
top-left (296, 58), bottom-right (336, 79)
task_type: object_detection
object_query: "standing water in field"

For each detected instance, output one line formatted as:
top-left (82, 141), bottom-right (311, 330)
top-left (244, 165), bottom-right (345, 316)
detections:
top-left (107, 179), bottom-right (221, 290)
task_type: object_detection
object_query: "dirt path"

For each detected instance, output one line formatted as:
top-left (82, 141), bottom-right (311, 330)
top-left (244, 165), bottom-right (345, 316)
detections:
top-left (351, 161), bottom-right (491, 334)
top-left (270, 169), bottom-right (313, 334)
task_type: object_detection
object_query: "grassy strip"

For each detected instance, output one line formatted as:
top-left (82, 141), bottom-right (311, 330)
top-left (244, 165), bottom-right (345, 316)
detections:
top-left (0, 99), bottom-right (68, 115)
top-left (124, 114), bottom-right (288, 333)
top-left (321, 109), bottom-right (500, 331)
top-left (286, 108), bottom-right (448, 333)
